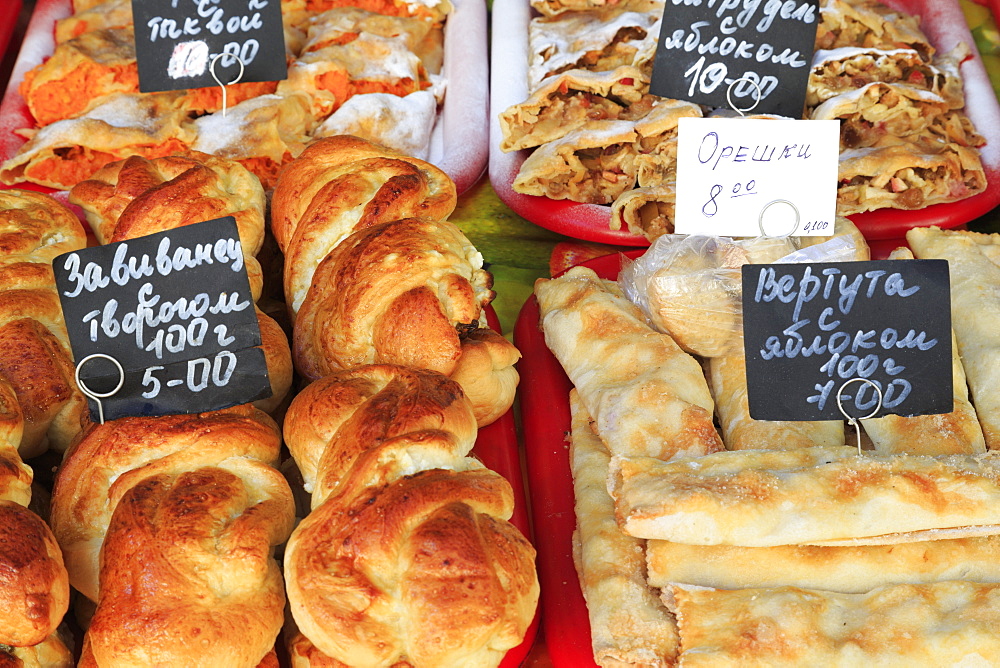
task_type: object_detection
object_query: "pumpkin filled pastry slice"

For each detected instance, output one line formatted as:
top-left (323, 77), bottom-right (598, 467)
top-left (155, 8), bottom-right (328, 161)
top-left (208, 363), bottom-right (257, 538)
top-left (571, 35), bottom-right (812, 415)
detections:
top-left (19, 25), bottom-right (276, 126)
top-left (277, 32), bottom-right (430, 119)
top-left (54, 0), bottom-right (133, 44)
top-left (835, 137), bottom-right (986, 214)
top-left (0, 92), bottom-right (195, 189)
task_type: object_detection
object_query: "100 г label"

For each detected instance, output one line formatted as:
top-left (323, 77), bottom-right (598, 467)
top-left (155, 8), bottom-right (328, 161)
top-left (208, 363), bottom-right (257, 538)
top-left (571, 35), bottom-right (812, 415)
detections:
top-left (142, 350), bottom-right (237, 398)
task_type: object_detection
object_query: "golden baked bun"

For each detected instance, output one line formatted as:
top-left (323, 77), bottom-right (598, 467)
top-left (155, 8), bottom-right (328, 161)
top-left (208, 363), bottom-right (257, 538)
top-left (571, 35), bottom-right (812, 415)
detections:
top-left (49, 405), bottom-right (294, 614)
top-left (69, 152), bottom-right (266, 254)
top-left (270, 135), bottom-right (457, 318)
top-left (67, 154), bottom-right (293, 415)
top-left (0, 370), bottom-right (70, 652)
top-left (283, 365), bottom-right (538, 667)
top-left (282, 364), bottom-right (479, 502)
top-left (0, 190), bottom-right (88, 457)
top-left (448, 328), bottom-right (522, 427)
top-left (293, 217), bottom-right (494, 379)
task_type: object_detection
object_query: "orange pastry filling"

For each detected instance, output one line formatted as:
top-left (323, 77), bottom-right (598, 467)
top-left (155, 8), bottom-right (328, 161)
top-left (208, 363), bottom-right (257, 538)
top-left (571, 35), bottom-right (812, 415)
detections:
top-left (25, 139), bottom-right (188, 188)
top-left (316, 71), bottom-right (425, 111)
top-left (21, 61), bottom-right (139, 126)
top-left (182, 80), bottom-right (280, 115)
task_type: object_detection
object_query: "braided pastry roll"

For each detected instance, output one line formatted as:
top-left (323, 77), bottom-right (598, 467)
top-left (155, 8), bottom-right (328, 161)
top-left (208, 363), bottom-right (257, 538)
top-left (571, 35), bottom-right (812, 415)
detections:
top-left (0, 189), bottom-right (88, 458)
top-left (270, 135), bottom-right (457, 318)
top-left (68, 154), bottom-right (293, 415)
top-left (50, 405), bottom-right (295, 667)
top-left (283, 365), bottom-right (539, 667)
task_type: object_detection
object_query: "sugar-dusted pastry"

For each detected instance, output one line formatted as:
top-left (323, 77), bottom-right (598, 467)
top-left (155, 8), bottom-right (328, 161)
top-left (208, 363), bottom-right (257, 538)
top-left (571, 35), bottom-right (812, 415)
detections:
top-left (668, 581), bottom-right (1000, 666)
top-left (19, 26), bottom-right (138, 126)
top-left (55, 0), bottom-right (133, 43)
top-left (808, 45), bottom-right (966, 109)
top-left (632, 97), bottom-right (703, 187)
top-left (569, 391), bottom-right (678, 667)
top-left (856, 246), bottom-right (987, 455)
top-left (302, 0), bottom-right (453, 26)
top-left (530, 0), bottom-right (663, 17)
top-left (535, 265), bottom-right (722, 459)
top-left (907, 226), bottom-right (1000, 451)
top-left (816, 0), bottom-right (934, 61)
top-left (277, 33), bottom-right (429, 119)
top-left (0, 92), bottom-right (195, 190)
top-left (610, 445), bottom-right (1000, 546)
top-left (647, 536), bottom-right (1000, 594)
top-left (528, 7), bottom-right (660, 90)
top-left (836, 138), bottom-right (986, 214)
top-left (312, 91), bottom-right (437, 160)
top-left (513, 120), bottom-right (638, 203)
top-left (812, 82), bottom-right (951, 149)
top-left (498, 66), bottom-right (648, 152)
top-left (301, 6), bottom-right (442, 71)
top-left (189, 92), bottom-right (315, 190)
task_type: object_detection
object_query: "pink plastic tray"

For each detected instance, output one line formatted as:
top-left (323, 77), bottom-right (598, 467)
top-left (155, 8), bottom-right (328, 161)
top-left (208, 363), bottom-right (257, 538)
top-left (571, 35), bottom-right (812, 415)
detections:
top-left (490, 0), bottom-right (1000, 244)
top-left (0, 0), bottom-right (488, 195)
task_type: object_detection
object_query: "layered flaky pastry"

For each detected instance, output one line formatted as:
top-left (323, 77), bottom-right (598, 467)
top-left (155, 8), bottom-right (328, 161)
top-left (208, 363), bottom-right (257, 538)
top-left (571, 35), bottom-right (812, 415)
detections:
top-left (535, 266), bottom-right (722, 460)
top-left (632, 97), bottom-right (703, 187)
top-left (313, 90), bottom-right (438, 160)
top-left (529, 0), bottom-right (663, 17)
top-left (668, 581), bottom-right (1000, 666)
top-left (0, 92), bottom-right (195, 190)
top-left (610, 446), bottom-right (1000, 546)
top-left (812, 82), bottom-right (951, 148)
top-left (499, 66), bottom-right (649, 152)
top-left (513, 120), bottom-right (639, 203)
top-left (836, 138), bottom-right (986, 214)
top-left (55, 0), bottom-right (133, 43)
top-left (816, 0), bottom-right (934, 60)
top-left (807, 46), bottom-right (966, 109)
top-left (609, 182), bottom-right (676, 241)
top-left (907, 227), bottom-right (1000, 451)
top-left (528, 6), bottom-right (660, 90)
top-left (569, 391), bottom-right (679, 667)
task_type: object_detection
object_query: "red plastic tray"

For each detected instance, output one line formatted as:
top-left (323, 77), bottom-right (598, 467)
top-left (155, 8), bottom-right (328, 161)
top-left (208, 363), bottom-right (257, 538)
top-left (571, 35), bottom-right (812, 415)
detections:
top-left (0, 0), bottom-right (488, 196)
top-left (513, 250), bottom-right (644, 668)
top-left (490, 0), bottom-right (1000, 245)
top-left (0, 1), bottom-right (22, 79)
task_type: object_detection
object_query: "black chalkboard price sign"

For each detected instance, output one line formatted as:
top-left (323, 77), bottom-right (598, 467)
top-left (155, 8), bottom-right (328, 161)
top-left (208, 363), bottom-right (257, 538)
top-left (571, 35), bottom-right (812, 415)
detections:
top-left (650, 0), bottom-right (819, 118)
top-left (742, 259), bottom-right (952, 421)
top-left (131, 0), bottom-right (287, 94)
top-left (53, 216), bottom-right (272, 422)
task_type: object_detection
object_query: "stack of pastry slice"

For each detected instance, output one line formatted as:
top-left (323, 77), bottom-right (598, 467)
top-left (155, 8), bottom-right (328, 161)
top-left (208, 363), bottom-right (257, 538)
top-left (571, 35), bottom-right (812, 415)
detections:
top-left (537, 223), bottom-right (1000, 665)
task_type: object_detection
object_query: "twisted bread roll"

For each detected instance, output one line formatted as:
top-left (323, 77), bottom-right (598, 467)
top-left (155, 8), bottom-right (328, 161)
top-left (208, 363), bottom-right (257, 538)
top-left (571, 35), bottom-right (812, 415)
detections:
top-left (283, 365), bottom-right (539, 667)
top-left (270, 135), bottom-right (457, 317)
top-left (0, 366), bottom-right (70, 655)
top-left (67, 154), bottom-right (293, 415)
top-left (50, 405), bottom-right (295, 667)
top-left (293, 217), bottom-right (494, 377)
top-left (0, 190), bottom-right (87, 457)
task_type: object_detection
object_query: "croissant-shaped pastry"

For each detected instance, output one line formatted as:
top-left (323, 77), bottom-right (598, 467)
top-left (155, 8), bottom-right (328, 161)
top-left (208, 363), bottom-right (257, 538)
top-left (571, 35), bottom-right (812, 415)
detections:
top-left (50, 405), bottom-right (295, 667)
top-left (293, 217), bottom-right (495, 379)
top-left (270, 135), bottom-right (457, 318)
top-left (282, 365), bottom-right (538, 667)
top-left (68, 154), bottom-right (293, 416)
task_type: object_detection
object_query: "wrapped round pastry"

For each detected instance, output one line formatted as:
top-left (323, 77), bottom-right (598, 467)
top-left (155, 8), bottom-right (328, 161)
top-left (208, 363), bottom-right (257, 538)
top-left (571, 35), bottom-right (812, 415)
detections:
top-left (50, 405), bottom-right (295, 667)
top-left (270, 135), bottom-right (457, 317)
top-left (282, 365), bottom-right (539, 667)
top-left (292, 217), bottom-right (494, 379)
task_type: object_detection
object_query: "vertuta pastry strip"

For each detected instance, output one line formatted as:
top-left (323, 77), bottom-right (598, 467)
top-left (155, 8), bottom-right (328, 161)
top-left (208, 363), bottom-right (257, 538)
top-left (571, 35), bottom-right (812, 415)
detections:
top-left (569, 390), bottom-right (678, 666)
top-left (535, 265), bottom-right (723, 460)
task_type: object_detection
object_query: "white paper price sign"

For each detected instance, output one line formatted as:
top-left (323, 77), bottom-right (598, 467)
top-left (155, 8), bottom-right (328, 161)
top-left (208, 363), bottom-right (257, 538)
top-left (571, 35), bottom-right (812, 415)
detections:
top-left (674, 117), bottom-right (840, 237)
